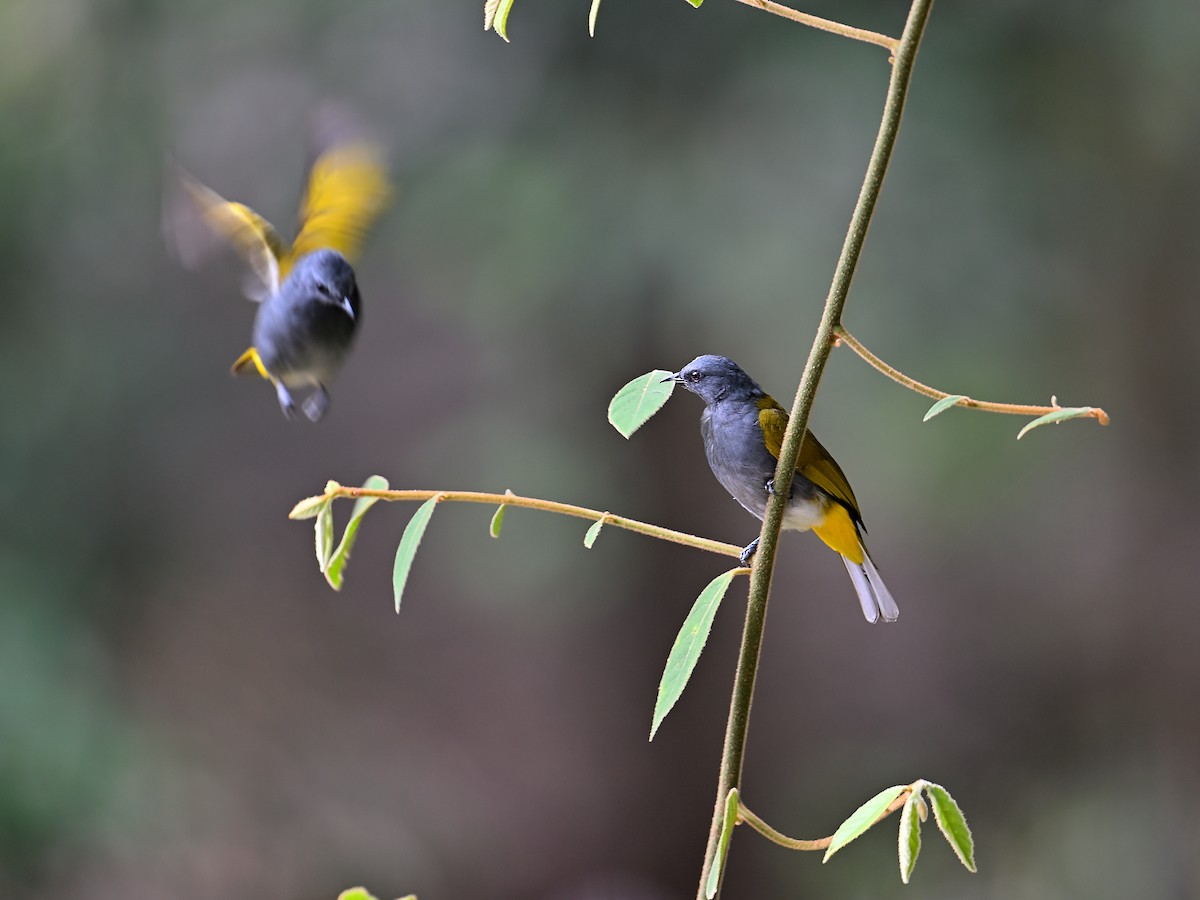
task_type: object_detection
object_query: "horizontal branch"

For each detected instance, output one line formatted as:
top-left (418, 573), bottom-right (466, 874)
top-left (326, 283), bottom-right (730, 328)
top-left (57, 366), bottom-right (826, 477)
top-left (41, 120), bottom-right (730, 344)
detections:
top-left (730, 0), bottom-right (898, 53)
top-left (835, 326), bottom-right (1111, 424)
top-left (738, 792), bottom-right (909, 852)
top-left (298, 484), bottom-right (744, 559)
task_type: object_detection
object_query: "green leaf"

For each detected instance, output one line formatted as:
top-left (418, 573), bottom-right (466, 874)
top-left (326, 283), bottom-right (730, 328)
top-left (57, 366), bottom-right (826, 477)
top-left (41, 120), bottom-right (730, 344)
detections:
top-left (650, 569), bottom-right (739, 740)
top-left (823, 784), bottom-right (908, 863)
top-left (316, 501), bottom-right (335, 572)
top-left (898, 791), bottom-right (922, 884)
top-left (608, 370), bottom-right (675, 439)
top-left (922, 394), bottom-right (969, 422)
top-left (925, 783), bottom-right (976, 872)
top-left (1016, 406), bottom-right (1099, 440)
top-left (484, 0), bottom-right (516, 40)
top-left (324, 476), bottom-right (389, 590)
top-left (337, 890), bottom-right (378, 900)
top-left (705, 788), bottom-right (740, 898)
top-left (490, 489), bottom-right (514, 538)
top-left (583, 518), bottom-right (605, 549)
top-left (685, 0), bottom-right (704, 6)
top-left (589, 0), bottom-right (602, 35)
top-left (393, 497), bottom-right (440, 613)
top-left (290, 494), bottom-right (329, 520)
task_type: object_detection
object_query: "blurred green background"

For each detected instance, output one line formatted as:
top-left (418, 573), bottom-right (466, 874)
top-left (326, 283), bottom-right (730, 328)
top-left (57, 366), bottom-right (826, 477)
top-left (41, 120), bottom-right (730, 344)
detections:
top-left (3, 0), bottom-right (1198, 897)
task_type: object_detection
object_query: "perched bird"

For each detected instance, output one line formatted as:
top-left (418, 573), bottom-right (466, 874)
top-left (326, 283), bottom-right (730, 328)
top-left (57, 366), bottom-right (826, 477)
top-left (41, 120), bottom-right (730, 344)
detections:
top-left (167, 136), bottom-right (389, 421)
top-left (673, 355), bottom-right (898, 623)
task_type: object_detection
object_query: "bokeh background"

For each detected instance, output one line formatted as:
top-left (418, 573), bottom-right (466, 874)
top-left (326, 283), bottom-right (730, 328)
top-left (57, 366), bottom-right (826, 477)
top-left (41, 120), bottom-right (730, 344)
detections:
top-left (3, 0), bottom-right (1199, 897)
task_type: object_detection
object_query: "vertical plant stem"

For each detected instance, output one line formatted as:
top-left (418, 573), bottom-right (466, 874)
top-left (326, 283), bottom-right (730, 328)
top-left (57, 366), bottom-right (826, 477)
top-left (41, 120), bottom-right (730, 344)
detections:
top-left (696, 2), bottom-right (934, 896)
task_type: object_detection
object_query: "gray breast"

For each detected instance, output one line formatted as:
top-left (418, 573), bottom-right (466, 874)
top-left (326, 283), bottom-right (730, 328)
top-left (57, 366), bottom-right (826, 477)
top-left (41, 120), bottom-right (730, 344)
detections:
top-left (700, 404), bottom-right (778, 519)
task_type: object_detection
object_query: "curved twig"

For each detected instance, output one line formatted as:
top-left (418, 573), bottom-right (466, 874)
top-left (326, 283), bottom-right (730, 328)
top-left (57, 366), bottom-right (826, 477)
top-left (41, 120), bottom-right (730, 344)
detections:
top-left (738, 793), bottom-right (909, 852)
top-left (834, 326), bottom-right (1111, 424)
top-left (730, 0), bottom-right (898, 53)
top-left (299, 484), bottom-right (744, 559)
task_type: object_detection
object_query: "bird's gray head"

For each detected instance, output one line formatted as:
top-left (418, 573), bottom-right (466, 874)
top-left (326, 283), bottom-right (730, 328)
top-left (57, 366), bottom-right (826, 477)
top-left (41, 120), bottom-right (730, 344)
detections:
top-left (294, 248), bottom-right (361, 320)
top-left (671, 355), bottom-right (763, 406)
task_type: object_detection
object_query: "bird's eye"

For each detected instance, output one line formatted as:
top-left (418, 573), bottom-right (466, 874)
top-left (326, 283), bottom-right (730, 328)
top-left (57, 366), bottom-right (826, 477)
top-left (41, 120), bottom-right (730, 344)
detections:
top-left (687, 370), bottom-right (702, 382)
top-left (316, 282), bottom-right (334, 298)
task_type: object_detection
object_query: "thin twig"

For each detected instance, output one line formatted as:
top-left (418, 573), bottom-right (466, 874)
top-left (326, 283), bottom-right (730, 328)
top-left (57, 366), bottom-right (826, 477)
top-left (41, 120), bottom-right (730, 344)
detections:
top-left (738, 793), bottom-right (910, 851)
top-left (303, 484), bottom-right (744, 559)
top-left (730, 0), bottom-right (898, 53)
top-left (697, 2), bottom-right (934, 897)
top-left (835, 326), bottom-right (1111, 424)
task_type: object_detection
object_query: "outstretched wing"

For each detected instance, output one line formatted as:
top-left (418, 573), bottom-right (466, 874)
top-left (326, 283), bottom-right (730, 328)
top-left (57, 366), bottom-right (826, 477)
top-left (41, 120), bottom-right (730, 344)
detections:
top-left (166, 162), bottom-right (287, 299)
top-left (285, 141), bottom-right (390, 278)
top-left (757, 398), bottom-right (862, 518)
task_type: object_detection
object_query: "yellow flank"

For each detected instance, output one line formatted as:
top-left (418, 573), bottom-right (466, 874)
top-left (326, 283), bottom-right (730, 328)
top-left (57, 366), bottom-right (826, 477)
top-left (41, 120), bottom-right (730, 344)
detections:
top-left (286, 142), bottom-right (391, 277)
top-left (812, 502), bottom-right (865, 564)
top-left (230, 346), bottom-right (271, 380)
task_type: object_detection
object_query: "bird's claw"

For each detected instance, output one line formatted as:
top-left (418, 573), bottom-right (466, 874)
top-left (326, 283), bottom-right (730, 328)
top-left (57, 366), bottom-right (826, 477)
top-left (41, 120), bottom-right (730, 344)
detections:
top-left (739, 538), bottom-right (760, 567)
top-left (302, 388), bottom-right (331, 423)
top-left (275, 384), bottom-right (299, 420)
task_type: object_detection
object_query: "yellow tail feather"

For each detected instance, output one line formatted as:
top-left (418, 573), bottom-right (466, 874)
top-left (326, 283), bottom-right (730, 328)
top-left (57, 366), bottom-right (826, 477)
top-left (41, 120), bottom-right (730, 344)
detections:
top-left (231, 347), bottom-right (270, 380)
top-left (811, 502), bottom-right (864, 565)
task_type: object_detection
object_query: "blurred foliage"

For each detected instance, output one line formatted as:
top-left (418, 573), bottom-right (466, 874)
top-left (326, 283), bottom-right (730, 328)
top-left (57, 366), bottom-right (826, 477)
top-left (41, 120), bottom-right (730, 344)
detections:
top-left (1, 0), bottom-right (1199, 898)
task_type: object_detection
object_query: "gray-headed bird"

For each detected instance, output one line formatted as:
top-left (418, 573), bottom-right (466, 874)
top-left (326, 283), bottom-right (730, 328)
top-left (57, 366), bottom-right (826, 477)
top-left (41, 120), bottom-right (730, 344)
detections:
top-left (673, 354), bottom-right (898, 623)
top-left (168, 136), bottom-right (389, 421)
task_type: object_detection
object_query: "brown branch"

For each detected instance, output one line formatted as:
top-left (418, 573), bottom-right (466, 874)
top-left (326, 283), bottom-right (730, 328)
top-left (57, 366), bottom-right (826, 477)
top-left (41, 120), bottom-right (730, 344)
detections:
top-left (835, 325), bottom-right (1111, 424)
top-left (738, 791), bottom-right (910, 851)
top-left (296, 484), bottom-right (744, 559)
top-left (730, 0), bottom-right (898, 53)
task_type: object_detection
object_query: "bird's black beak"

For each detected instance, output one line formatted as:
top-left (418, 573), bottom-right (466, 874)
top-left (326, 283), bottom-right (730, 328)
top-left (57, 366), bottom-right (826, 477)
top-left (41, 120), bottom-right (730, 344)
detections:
top-left (664, 372), bottom-right (683, 384)
top-left (340, 296), bottom-right (356, 321)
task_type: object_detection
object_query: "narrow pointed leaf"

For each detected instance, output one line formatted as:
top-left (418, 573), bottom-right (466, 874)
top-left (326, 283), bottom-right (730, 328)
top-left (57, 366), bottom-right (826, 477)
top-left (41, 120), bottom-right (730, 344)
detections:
top-left (290, 494), bottom-right (330, 520)
top-left (1016, 406), bottom-right (1099, 440)
top-left (608, 370), bottom-right (675, 439)
top-left (589, 0), bottom-right (602, 35)
top-left (490, 490), bottom-right (514, 538)
top-left (484, 0), bottom-right (515, 40)
top-left (704, 788), bottom-right (740, 899)
top-left (325, 476), bottom-right (389, 590)
top-left (337, 890), bottom-right (379, 900)
top-left (823, 785), bottom-right (908, 863)
top-left (393, 497), bottom-right (440, 613)
top-left (925, 783), bottom-right (976, 872)
top-left (923, 394), bottom-right (969, 422)
top-left (684, 0), bottom-right (704, 6)
top-left (316, 501), bottom-right (335, 572)
top-left (650, 569), bottom-right (739, 740)
top-left (898, 792), bottom-right (922, 883)
top-left (584, 518), bottom-right (605, 549)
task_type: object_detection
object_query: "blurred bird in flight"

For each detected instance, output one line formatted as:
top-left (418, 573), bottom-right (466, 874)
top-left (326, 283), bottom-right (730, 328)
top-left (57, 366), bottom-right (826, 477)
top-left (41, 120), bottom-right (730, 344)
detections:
top-left (167, 121), bottom-right (390, 421)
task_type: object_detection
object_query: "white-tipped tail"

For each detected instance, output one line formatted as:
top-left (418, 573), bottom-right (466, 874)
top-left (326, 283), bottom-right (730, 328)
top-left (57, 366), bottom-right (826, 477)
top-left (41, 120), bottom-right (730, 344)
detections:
top-left (841, 553), bottom-right (899, 623)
